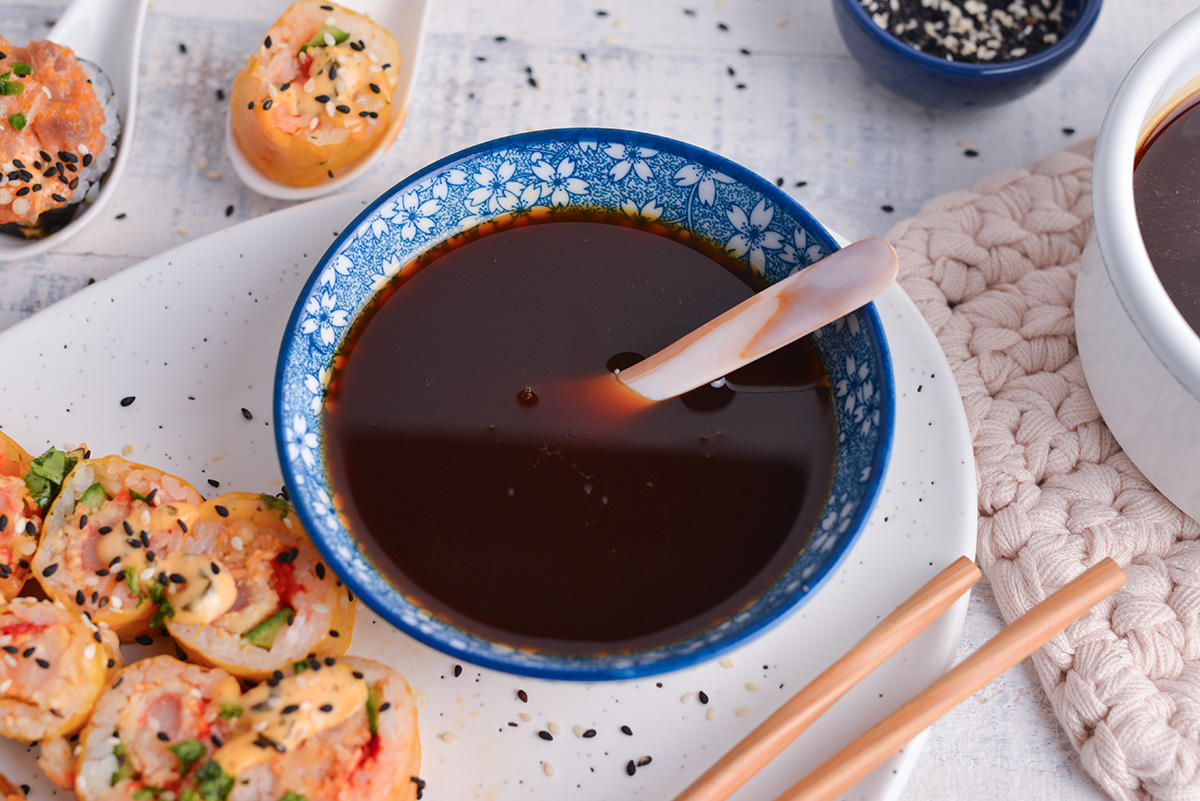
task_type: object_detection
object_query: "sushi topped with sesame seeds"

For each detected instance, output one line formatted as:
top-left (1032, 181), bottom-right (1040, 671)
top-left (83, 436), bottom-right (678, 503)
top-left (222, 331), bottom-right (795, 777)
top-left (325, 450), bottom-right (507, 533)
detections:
top-left (0, 432), bottom-right (40, 601)
top-left (0, 34), bottom-right (120, 238)
top-left (0, 597), bottom-right (123, 743)
top-left (31, 455), bottom-right (203, 638)
top-left (229, 0), bottom-right (402, 188)
top-left (165, 492), bottom-right (356, 681)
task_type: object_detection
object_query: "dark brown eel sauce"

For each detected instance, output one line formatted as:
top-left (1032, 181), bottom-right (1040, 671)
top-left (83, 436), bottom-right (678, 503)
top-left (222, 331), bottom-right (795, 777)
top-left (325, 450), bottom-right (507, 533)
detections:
top-left (1135, 92), bottom-right (1200, 336)
top-left (325, 212), bottom-right (837, 654)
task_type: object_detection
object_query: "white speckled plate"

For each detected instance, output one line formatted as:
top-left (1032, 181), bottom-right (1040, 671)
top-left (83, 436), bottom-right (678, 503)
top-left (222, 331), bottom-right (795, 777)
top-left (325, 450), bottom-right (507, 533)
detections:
top-left (0, 188), bottom-right (974, 801)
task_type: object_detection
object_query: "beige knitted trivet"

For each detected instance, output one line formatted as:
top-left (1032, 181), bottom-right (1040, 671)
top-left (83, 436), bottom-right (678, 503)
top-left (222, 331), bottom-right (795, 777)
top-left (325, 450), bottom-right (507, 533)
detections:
top-left (887, 139), bottom-right (1200, 801)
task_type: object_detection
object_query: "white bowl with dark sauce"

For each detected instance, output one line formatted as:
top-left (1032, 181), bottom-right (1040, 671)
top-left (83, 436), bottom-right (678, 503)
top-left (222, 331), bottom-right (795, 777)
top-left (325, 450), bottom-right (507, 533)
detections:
top-left (1077, 8), bottom-right (1200, 521)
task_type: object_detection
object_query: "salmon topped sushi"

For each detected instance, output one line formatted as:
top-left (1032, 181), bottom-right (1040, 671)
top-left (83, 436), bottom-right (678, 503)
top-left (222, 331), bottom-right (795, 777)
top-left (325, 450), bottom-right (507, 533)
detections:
top-left (0, 35), bottom-right (119, 238)
top-left (230, 0), bottom-right (403, 187)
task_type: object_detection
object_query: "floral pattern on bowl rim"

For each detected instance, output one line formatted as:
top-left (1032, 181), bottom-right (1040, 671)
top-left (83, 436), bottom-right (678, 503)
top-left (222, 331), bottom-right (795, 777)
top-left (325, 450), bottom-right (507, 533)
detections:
top-left (274, 128), bottom-right (895, 680)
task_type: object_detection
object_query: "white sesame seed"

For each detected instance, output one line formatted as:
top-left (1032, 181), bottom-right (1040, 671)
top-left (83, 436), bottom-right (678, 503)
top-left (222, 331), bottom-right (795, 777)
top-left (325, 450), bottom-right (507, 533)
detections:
top-left (325, 100), bottom-right (335, 117)
top-left (746, 682), bottom-right (762, 692)
top-left (680, 692), bottom-right (695, 703)
top-left (544, 762), bottom-right (557, 777)
top-left (110, 595), bottom-right (124, 610)
top-left (10, 198), bottom-right (29, 217)
top-left (84, 575), bottom-right (99, 587)
top-left (74, 744), bottom-right (83, 756)
top-left (141, 568), bottom-right (155, 581)
top-left (368, 64), bottom-right (382, 74)
top-left (547, 721), bottom-right (562, 736)
top-left (706, 707), bottom-right (718, 721)
top-left (573, 725), bottom-right (585, 738)
top-left (335, 79), bottom-right (347, 95)
top-left (42, 86), bottom-right (51, 100)
top-left (84, 643), bottom-right (97, 660)
top-left (313, 603), bottom-right (330, 614)
top-left (325, 15), bottom-right (337, 25)
top-left (323, 32), bottom-right (337, 47)
top-left (254, 720), bottom-right (269, 732)
top-left (268, 84), bottom-right (278, 98)
top-left (719, 657), bottom-right (735, 669)
top-left (303, 78), bottom-right (316, 93)
top-left (735, 706), bottom-right (753, 717)
top-left (0, 678), bottom-right (12, 693)
top-left (231, 536), bottom-right (243, 551)
top-left (440, 732), bottom-right (459, 743)
top-left (309, 117), bottom-right (320, 131)
top-left (519, 712), bottom-right (533, 723)
top-left (367, 50), bottom-right (378, 63)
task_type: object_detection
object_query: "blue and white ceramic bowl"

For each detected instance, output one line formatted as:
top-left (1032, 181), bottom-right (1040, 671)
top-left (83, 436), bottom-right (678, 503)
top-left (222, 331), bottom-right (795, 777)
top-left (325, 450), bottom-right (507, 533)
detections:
top-left (275, 128), bottom-right (895, 680)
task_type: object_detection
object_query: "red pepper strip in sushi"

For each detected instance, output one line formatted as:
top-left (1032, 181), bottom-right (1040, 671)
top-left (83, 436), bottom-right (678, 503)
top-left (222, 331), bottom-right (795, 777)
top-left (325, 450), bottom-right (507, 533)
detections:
top-left (0, 597), bottom-right (123, 742)
top-left (229, 0), bottom-right (402, 187)
top-left (0, 35), bottom-right (116, 238)
top-left (166, 492), bottom-right (355, 680)
top-left (0, 432), bottom-right (40, 600)
top-left (31, 455), bottom-right (202, 638)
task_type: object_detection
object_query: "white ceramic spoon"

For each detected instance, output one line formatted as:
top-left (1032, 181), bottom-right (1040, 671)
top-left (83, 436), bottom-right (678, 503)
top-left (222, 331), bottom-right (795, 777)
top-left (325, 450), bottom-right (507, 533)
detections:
top-left (616, 238), bottom-right (900, 401)
top-left (0, 0), bottom-right (148, 262)
top-left (225, 0), bottom-right (432, 201)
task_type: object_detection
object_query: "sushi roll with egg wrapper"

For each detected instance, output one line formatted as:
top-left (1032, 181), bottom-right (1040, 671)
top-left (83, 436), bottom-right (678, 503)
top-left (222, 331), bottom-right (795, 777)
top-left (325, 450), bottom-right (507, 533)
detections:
top-left (74, 655), bottom-right (420, 801)
top-left (31, 455), bottom-right (203, 637)
top-left (0, 597), bottom-right (123, 743)
top-left (229, 0), bottom-right (403, 187)
top-left (0, 36), bottom-right (120, 238)
top-left (0, 432), bottom-right (41, 600)
top-left (73, 655), bottom-right (244, 801)
top-left (165, 492), bottom-right (355, 680)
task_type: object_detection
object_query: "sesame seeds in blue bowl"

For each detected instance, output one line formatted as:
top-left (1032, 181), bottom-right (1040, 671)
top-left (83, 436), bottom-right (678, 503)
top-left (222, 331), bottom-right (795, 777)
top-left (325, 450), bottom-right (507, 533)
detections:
top-left (274, 128), bottom-right (895, 680)
top-left (833, 0), bottom-right (1103, 109)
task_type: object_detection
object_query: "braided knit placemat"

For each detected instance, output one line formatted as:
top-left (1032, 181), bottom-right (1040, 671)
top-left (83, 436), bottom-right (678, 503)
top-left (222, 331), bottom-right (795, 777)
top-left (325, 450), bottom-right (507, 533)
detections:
top-left (887, 139), bottom-right (1200, 801)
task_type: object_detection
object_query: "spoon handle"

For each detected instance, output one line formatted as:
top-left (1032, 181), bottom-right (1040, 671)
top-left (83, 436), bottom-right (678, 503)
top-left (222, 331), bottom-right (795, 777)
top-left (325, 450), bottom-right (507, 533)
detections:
top-left (616, 238), bottom-right (899, 401)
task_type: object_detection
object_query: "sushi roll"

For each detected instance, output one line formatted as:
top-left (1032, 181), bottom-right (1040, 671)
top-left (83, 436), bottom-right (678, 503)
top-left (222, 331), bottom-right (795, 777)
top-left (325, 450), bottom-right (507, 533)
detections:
top-left (229, 0), bottom-right (403, 187)
top-left (0, 597), bottom-right (123, 743)
top-left (0, 35), bottom-right (120, 238)
top-left (166, 492), bottom-right (355, 680)
top-left (0, 432), bottom-right (40, 600)
top-left (215, 656), bottom-right (421, 801)
top-left (74, 655), bottom-right (244, 801)
top-left (31, 455), bottom-right (203, 637)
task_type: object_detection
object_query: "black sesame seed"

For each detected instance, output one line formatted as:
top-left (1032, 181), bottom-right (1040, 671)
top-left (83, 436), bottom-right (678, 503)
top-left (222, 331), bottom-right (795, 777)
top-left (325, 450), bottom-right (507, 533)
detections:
top-left (178, 520), bottom-right (188, 533)
top-left (75, 590), bottom-right (85, 605)
top-left (320, 703), bottom-right (334, 712)
top-left (276, 547), bottom-right (299, 564)
top-left (169, 573), bottom-right (186, 584)
top-left (253, 738), bottom-right (271, 749)
top-left (248, 101), bottom-right (255, 110)
top-left (145, 488), bottom-right (157, 505)
top-left (140, 531), bottom-right (150, 547)
top-left (369, 83), bottom-right (380, 93)
top-left (207, 479), bottom-right (220, 488)
top-left (596, 9), bottom-right (609, 15)
top-left (58, 151), bottom-right (77, 164)
top-left (16, 560), bottom-right (27, 569)
top-left (264, 36), bottom-right (272, 48)
top-left (80, 515), bottom-right (88, 528)
top-left (41, 564), bottom-right (58, 578)
top-left (282, 704), bottom-right (300, 714)
top-left (82, 153), bottom-right (93, 167)
top-left (517, 689), bottom-right (528, 703)
top-left (115, 212), bottom-right (126, 220)
top-left (329, 629), bottom-right (340, 637)
top-left (0, 565), bottom-right (9, 577)
top-left (621, 725), bottom-right (633, 735)
top-left (538, 730), bottom-right (553, 741)
top-left (637, 756), bottom-right (652, 767)
top-left (353, 671), bottom-right (364, 679)
top-left (179, 43), bottom-right (187, 54)
top-left (14, 187), bottom-right (29, 197)
top-left (211, 562), bottom-right (220, 574)
top-left (157, 732), bottom-right (170, 741)
top-left (24, 521), bottom-right (35, 537)
top-left (882, 204), bottom-right (895, 213)
top-left (583, 728), bottom-right (596, 738)
top-left (99, 526), bottom-right (112, 535)
top-left (215, 505), bottom-right (229, 517)
top-left (96, 568), bottom-right (109, 576)
top-left (112, 676), bottom-right (124, 691)
top-left (216, 88), bottom-right (225, 101)
top-left (1, 646), bottom-right (15, 654)
top-left (379, 701), bottom-right (390, 712)
top-left (211, 734), bottom-right (223, 747)
top-left (315, 562), bottom-right (326, 580)
top-left (335, 104), bottom-right (351, 113)
top-left (315, 94), bottom-right (331, 103)
top-left (262, 99), bottom-right (273, 111)
top-left (280, 83), bottom-right (291, 91)
top-left (1063, 127), bottom-right (1076, 135)
top-left (120, 396), bottom-right (135, 407)
top-left (698, 691), bottom-right (709, 704)
top-left (626, 760), bottom-right (637, 776)
top-left (93, 631), bottom-right (102, 643)
top-left (107, 658), bottom-right (115, 668)
top-left (453, 664), bottom-right (462, 677)
top-left (21, 647), bottom-right (35, 658)
top-left (135, 635), bottom-right (153, 646)
top-left (527, 76), bottom-right (538, 88)
top-left (35, 658), bottom-right (49, 669)
top-left (964, 149), bottom-right (979, 157)
top-left (329, 64), bottom-right (338, 81)
top-left (717, 22), bottom-right (728, 31)
top-left (495, 35), bottom-right (507, 42)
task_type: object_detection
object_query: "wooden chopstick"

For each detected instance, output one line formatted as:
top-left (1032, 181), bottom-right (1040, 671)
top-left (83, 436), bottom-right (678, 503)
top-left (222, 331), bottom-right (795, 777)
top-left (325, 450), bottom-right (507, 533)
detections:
top-left (673, 555), bottom-right (982, 801)
top-left (776, 557), bottom-right (1126, 801)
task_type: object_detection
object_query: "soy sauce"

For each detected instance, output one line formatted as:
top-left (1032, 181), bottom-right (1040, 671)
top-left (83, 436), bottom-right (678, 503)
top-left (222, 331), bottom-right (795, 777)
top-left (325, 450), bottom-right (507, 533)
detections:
top-left (1135, 93), bottom-right (1200, 335)
top-left (325, 212), bottom-right (837, 654)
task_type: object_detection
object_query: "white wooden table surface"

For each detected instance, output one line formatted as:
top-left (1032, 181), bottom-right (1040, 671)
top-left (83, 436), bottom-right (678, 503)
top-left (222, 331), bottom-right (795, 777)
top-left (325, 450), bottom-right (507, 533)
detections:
top-left (3, 0), bottom-right (1196, 798)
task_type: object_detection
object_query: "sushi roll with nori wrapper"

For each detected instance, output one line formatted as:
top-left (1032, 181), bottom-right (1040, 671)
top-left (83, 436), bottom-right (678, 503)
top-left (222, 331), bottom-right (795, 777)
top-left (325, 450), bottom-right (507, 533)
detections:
top-left (0, 35), bottom-right (120, 238)
top-left (0, 597), bottom-right (123, 743)
top-left (74, 655), bottom-right (244, 801)
top-left (0, 432), bottom-right (41, 600)
top-left (166, 492), bottom-right (356, 680)
top-left (230, 0), bottom-right (402, 187)
top-left (31, 455), bottom-right (202, 637)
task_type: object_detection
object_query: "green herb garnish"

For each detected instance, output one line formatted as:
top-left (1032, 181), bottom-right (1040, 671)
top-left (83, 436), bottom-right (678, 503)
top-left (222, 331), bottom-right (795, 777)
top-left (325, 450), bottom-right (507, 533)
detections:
top-left (365, 685), bottom-right (381, 737)
top-left (0, 81), bottom-right (23, 96)
top-left (217, 702), bottom-right (243, 719)
top-left (169, 739), bottom-right (206, 776)
top-left (10, 61), bottom-right (30, 77)
top-left (242, 607), bottom-right (294, 649)
top-left (191, 760), bottom-right (234, 801)
top-left (278, 792), bottom-right (308, 801)
top-left (291, 659), bottom-right (310, 675)
top-left (25, 447), bottom-right (78, 513)
top-left (260, 493), bottom-right (291, 520)
top-left (299, 25), bottom-right (349, 53)
top-left (128, 488), bottom-right (148, 502)
top-left (132, 788), bottom-right (163, 800)
top-left (124, 566), bottom-right (139, 597)
top-left (110, 742), bottom-right (135, 786)
top-left (7, 112), bottom-right (25, 131)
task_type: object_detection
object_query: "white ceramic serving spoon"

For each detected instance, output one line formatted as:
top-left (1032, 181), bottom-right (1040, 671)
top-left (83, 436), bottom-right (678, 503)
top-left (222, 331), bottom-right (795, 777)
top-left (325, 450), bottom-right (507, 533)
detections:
top-left (616, 238), bottom-right (900, 401)
top-left (226, 0), bottom-right (432, 201)
top-left (0, 0), bottom-right (148, 262)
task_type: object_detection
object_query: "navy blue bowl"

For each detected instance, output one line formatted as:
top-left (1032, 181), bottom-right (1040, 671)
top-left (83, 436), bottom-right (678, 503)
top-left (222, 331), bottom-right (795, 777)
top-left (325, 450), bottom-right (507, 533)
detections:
top-left (833, 0), bottom-right (1102, 109)
top-left (275, 128), bottom-right (895, 680)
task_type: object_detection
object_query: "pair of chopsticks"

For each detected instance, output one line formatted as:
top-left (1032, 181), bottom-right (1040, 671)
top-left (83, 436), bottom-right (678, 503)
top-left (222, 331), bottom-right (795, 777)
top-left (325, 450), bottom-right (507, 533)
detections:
top-left (674, 556), bottom-right (1126, 801)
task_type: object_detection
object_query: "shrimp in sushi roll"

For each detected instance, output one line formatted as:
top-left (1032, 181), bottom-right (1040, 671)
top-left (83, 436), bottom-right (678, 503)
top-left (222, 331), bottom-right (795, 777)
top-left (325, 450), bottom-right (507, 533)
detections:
top-left (74, 655), bottom-right (244, 801)
top-left (229, 0), bottom-right (403, 187)
top-left (0, 35), bottom-right (120, 238)
top-left (0, 597), bottom-right (123, 742)
top-left (31, 455), bottom-right (202, 637)
top-left (0, 432), bottom-right (40, 600)
top-left (166, 492), bottom-right (355, 680)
